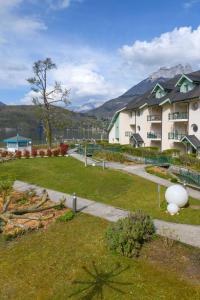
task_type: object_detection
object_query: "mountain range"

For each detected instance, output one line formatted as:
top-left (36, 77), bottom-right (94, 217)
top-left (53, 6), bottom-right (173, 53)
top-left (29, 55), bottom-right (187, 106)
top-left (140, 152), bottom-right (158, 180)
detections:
top-left (85, 64), bottom-right (193, 118)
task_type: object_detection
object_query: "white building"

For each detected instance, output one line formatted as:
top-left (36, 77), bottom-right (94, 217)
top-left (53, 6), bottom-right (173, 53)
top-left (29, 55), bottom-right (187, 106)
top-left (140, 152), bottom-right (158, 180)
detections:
top-left (3, 134), bottom-right (32, 153)
top-left (108, 71), bottom-right (200, 155)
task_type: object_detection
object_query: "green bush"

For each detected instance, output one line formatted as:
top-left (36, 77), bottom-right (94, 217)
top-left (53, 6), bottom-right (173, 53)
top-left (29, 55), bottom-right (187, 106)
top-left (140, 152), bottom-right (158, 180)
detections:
top-left (56, 210), bottom-right (75, 222)
top-left (93, 151), bottom-right (125, 163)
top-left (105, 211), bottom-right (155, 258)
top-left (162, 148), bottom-right (180, 157)
top-left (145, 166), bottom-right (178, 182)
top-left (121, 146), bottom-right (160, 158)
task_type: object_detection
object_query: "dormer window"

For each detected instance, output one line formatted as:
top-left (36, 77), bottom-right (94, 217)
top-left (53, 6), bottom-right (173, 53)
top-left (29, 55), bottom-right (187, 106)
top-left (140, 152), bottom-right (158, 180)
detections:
top-left (176, 74), bottom-right (196, 93)
top-left (151, 83), bottom-right (167, 99)
top-left (156, 89), bottom-right (166, 99)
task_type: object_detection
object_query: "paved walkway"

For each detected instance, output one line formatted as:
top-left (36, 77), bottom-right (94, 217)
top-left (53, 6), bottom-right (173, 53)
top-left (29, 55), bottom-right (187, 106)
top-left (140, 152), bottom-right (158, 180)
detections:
top-left (14, 180), bottom-right (200, 248)
top-left (70, 152), bottom-right (200, 201)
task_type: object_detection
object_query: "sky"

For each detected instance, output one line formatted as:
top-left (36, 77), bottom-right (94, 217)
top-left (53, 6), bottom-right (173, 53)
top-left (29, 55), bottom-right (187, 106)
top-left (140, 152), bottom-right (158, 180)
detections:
top-left (1, 0), bottom-right (200, 109)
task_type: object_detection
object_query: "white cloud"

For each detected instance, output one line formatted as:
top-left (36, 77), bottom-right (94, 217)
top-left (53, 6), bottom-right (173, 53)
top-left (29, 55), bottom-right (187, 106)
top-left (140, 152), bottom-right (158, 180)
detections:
top-left (46, 0), bottom-right (82, 10)
top-left (20, 62), bottom-right (125, 106)
top-left (119, 26), bottom-right (200, 80)
top-left (183, 0), bottom-right (200, 9)
top-left (0, 0), bottom-right (46, 40)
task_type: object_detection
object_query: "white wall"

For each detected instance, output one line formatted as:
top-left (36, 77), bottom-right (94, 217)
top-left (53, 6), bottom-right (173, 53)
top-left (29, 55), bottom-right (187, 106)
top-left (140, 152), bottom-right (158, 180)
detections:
top-left (135, 107), bottom-right (149, 147)
top-left (7, 145), bottom-right (32, 153)
top-left (119, 111), bottom-right (133, 145)
top-left (108, 124), bottom-right (119, 144)
top-left (188, 100), bottom-right (200, 140)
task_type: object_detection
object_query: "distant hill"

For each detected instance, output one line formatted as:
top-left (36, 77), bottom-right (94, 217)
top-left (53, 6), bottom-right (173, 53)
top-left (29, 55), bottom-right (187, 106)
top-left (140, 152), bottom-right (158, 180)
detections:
top-left (86, 64), bottom-right (193, 119)
top-left (0, 105), bottom-right (105, 143)
top-left (0, 101), bottom-right (6, 106)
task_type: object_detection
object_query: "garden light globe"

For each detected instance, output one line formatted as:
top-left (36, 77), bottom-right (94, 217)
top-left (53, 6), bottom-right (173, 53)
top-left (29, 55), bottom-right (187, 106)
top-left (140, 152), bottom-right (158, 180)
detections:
top-left (165, 184), bottom-right (188, 208)
top-left (167, 203), bottom-right (180, 215)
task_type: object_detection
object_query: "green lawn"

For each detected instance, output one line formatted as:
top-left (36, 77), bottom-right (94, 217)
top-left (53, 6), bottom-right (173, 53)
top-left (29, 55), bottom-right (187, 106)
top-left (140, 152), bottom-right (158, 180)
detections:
top-left (1, 157), bottom-right (200, 225)
top-left (0, 213), bottom-right (199, 300)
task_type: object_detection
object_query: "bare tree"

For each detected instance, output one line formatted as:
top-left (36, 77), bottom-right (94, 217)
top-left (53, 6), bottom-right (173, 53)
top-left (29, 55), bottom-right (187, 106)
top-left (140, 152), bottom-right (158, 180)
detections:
top-left (27, 58), bottom-right (70, 148)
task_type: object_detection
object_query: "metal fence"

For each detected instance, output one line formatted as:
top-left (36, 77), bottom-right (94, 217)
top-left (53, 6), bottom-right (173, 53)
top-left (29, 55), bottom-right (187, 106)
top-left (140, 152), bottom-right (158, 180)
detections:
top-left (179, 169), bottom-right (200, 187)
top-left (144, 156), bottom-right (171, 166)
top-left (77, 144), bottom-right (121, 156)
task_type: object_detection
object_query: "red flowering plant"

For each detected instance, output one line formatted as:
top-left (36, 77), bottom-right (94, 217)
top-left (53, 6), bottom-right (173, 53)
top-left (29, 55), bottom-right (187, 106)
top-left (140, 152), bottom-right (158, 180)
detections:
top-left (52, 149), bottom-right (60, 157)
top-left (1, 151), bottom-right (8, 158)
top-left (31, 149), bottom-right (37, 158)
top-left (47, 149), bottom-right (52, 157)
top-left (15, 150), bottom-right (22, 159)
top-left (60, 143), bottom-right (69, 156)
top-left (39, 150), bottom-right (45, 157)
top-left (23, 150), bottom-right (30, 159)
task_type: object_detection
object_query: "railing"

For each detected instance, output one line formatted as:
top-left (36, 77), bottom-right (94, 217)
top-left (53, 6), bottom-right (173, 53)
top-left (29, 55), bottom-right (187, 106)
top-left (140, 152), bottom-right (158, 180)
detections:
top-left (145, 156), bottom-right (171, 166)
top-left (147, 132), bottom-right (161, 139)
top-left (147, 115), bottom-right (162, 122)
top-left (179, 169), bottom-right (200, 187)
top-left (168, 132), bottom-right (186, 140)
top-left (77, 144), bottom-right (121, 156)
top-left (168, 112), bottom-right (188, 120)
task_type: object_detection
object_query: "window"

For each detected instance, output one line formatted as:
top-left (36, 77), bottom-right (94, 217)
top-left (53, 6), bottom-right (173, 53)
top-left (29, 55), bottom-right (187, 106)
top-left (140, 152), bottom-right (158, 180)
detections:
top-left (191, 124), bottom-right (198, 133)
top-left (125, 131), bottom-right (132, 137)
top-left (192, 102), bottom-right (199, 111)
top-left (180, 80), bottom-right (195, 93)
top-left (137, 126), bottom-right (141, 132)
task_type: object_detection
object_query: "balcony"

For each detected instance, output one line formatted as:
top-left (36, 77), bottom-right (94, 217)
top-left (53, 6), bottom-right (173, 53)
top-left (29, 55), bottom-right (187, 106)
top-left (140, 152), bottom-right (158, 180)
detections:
top-left (147, 115), bottom-right (162, 122)
top-left (168, 132), bottom-right (186, 141)
top-left (147, 132), bottom-right (162, 140)
top-left (168, 112), bottom-right (188, 121)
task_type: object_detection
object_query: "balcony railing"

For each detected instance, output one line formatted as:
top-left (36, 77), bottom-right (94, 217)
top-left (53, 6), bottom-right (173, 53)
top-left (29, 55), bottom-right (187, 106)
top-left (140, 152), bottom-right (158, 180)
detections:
top-left (147, 132), bottom-right (161, 139)
top-left (168, 132), bottom-right (186, 140)
top-left (147, 115), bottom-right (162, 122)
top-left (168, 112), bottom-right (188, 120)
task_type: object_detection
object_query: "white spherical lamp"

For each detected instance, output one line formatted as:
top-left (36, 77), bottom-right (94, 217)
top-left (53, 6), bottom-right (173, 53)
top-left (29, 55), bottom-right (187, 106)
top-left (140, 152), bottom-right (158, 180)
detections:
top-left (167, 203), bottom-right (180, 215)
top-left (165, 184), bottom-right (188, 208)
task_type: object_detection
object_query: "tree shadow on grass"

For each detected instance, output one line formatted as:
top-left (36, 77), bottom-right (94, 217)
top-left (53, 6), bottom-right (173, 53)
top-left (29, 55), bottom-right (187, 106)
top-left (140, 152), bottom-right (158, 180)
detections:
top-left (69, 261), bottom-right (133, 300)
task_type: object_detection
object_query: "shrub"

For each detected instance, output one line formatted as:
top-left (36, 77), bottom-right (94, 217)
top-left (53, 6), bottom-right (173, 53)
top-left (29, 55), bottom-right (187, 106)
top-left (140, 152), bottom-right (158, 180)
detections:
top-left (121, 146), bottom-right (160, 158)
top-left (93, 151), bottom-right (125, 163)
top-left (162, 148), bottom-right (180, 157)
top-left (47, 149), bottom-right (52, 157)
top-left (105, 211), bottom-right (155, 258)
top-left (145, 166), bottom-right (178, 182)
top-left (60, 143), bottom-right (69, 156)
top-left (39, 150), bottom-right (45, 157)
top-left (56, 210), bottom-right (75, 222)
top-left (52, 149), bottom-right (60, 157)
top-left (23, 150), bottom-right (30, 159)
top-left (1, 151), bottom-right (8, 158)
top-left (31, 149), bottom-right (37, 157)
top-left (15, 150), bottom-right (22, 159)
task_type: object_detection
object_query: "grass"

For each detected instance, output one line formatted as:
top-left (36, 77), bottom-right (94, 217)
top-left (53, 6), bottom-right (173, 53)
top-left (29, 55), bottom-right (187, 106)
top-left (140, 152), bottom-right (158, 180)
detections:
top-left (0, 213), bottom-right (199, 299)
top-left (0, 157), bottom-right (200, 225)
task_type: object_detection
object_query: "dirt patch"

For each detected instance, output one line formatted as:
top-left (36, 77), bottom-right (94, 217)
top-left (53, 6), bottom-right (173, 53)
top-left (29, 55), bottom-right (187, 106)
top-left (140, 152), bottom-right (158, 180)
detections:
top-left (140, 237), bottom-right (200, 285)
top-left (0, 190), bottom-right (69, 239)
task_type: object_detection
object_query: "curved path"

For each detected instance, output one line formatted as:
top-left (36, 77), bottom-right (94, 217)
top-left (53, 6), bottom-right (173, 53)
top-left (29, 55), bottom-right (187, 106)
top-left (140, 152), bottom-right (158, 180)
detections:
top-left (14, 180), bottom-right (200, 248)
top-left (70, 152), bottom-right (200, 201)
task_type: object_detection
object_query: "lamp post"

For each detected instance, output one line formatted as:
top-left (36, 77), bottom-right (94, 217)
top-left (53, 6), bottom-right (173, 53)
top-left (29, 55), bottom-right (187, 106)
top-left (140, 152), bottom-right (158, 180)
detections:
top-left (72, 193), bottom-right (77, 213)
top-left (84, 144), bottom-right (87, 167)
top-left (157, 184), bottom-right (161, 208)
